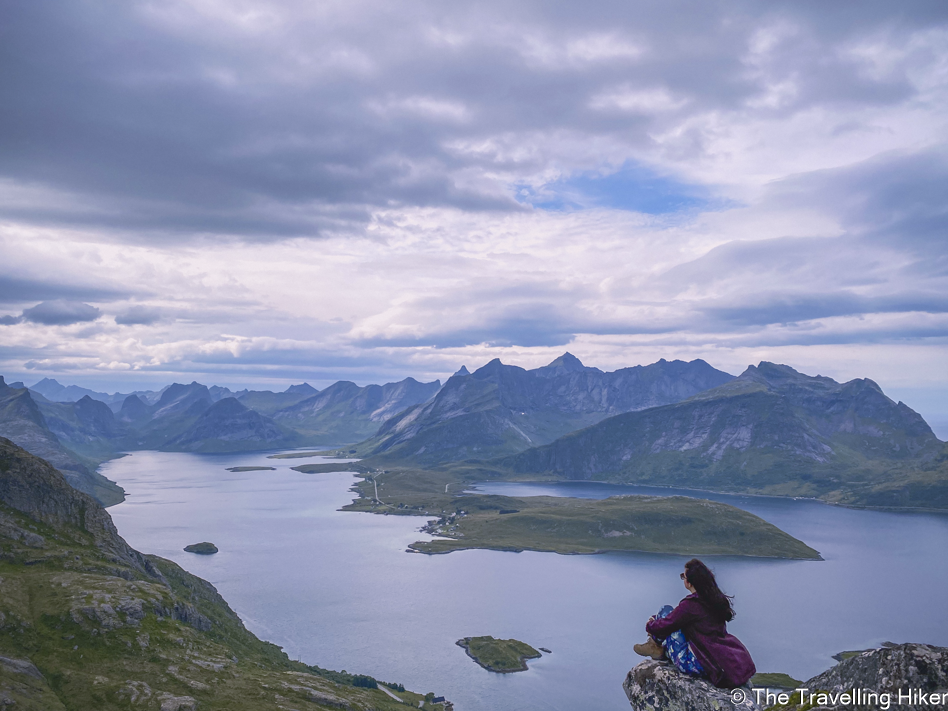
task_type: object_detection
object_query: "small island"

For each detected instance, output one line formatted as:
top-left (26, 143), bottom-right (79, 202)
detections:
top-left (226, 466), bottom-right (276, 472)
top-left (184, 542), bottom-right (219, 555)
top-left (456, 636), bottom-right (542, 673)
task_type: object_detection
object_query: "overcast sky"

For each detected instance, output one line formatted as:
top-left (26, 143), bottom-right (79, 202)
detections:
top-left (1, 0), bottom-right (947, 430)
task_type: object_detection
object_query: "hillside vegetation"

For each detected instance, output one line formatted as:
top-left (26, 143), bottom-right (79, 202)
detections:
top-left (0, 437), bottom-right (446, 710)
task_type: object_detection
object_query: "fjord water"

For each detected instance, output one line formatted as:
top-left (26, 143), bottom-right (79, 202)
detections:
top-left (104, 452), bottom-right (948, 711)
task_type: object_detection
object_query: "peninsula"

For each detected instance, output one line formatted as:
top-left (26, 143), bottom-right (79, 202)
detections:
top-left (295, 462), bottom-right (822, 559)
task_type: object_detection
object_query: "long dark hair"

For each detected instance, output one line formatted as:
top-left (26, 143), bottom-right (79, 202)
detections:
top-left (684, 559), bottom-right (734, 622)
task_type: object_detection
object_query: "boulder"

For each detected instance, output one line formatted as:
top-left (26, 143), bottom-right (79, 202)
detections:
top-left (623, 659), bottom-right (759, 711)
top-left (797, 643), bottom-right (948, 711)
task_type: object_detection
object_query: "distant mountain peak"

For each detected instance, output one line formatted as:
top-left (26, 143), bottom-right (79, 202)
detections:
top-left (32, 377), bottom-right (63, 387)
top-left (453, 366), bottom-right (471, 377)
top-left (740, 362), bottom-right (842, 391)
top-left (542, 352), bottom-right (586, 372)
top-left (285, 383), bottom-right (318, 395)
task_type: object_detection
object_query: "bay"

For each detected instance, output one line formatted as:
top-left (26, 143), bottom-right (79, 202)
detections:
top-left (104, 452), bottom-right (948, 711)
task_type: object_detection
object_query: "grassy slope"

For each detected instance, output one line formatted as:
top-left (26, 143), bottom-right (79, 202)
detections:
top-left (0, 513), bottom-right (445, 710)
top-left (0, 483), bottom-right (446, 710)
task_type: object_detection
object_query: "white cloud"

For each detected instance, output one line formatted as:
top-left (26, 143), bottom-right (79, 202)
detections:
top-left (0, 0), bottom-right (946, 416)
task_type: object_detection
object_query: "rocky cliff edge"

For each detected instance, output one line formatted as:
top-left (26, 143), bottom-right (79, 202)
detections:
top-left (624, 643), bottom-right (947, 711)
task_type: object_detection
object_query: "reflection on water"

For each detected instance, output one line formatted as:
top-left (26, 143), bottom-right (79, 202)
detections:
top-left (104, 452), bottom-right (948, 711)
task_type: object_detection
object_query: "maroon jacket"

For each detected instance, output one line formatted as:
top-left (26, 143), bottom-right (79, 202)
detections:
top-left (646, 593), bottom-right (756, 688)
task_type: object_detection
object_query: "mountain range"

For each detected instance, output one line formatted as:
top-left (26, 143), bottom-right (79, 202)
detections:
top-left (0, 377), bottom-right (124, 505)
top-left (360, 354), bottom-right (735, 464)
top-left (0, 373), bottom-right (444, 504)
top-left (5, 356), bottom-right (947, 511)
top-left (503, 362), bottom-right (948, 509)
top-left (272, 377), bottom-right (442, 443)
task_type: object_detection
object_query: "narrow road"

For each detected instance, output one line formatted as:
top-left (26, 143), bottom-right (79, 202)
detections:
top-left (377, 685), bottom-right (404, 703)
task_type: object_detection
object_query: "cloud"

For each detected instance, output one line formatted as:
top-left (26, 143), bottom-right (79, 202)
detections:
top-left (21, 300), bottom-right (102, 326)
top-left (0, 273), bottom-right (131, 306)
top-left (115, 306), bottom-right (162, 326)
top-left (767, 149), bottom-right (948, 253)
top-left (1, 0), bottom-right (947, 414)
top-left (1, 1), bottom-right (946, 240)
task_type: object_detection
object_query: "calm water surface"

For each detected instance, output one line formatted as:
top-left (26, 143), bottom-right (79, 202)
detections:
top-left (104, 452), bottom-right (948, 711)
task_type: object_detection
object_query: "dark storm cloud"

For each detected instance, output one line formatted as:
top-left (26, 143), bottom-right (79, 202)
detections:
top-left (21, 300), bottom-right (102, 325)
top-left (0, 274), bottom-right (131, 305)
top-left (2, 0), bottom-right (946, 240)
top-left (115, 306), bottom-right (162, 326)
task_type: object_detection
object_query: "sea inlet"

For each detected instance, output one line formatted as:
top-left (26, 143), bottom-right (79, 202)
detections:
top-left (104, 451), bottom-right (948, 711)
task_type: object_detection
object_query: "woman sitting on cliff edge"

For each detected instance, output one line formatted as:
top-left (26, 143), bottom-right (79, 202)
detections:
top-left (633, 558), bottom-right (756, 689)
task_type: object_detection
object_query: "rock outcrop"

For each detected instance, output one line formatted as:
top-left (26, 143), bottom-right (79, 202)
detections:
top-left (624, 643), bottom-right (948, 711)
top-left (800, 643), bottom-right (948, 711)
top-left (0, 436), bottom-right (158, 576)
top-left (623, 659), bottom-right (759, 711)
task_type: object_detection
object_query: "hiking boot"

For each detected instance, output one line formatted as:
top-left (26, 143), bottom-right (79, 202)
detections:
top-left (633, 637), bottom-right (665, 660)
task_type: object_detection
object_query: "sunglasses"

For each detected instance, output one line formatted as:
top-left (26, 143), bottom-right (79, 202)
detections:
top-left (680, 573), bottom-right (687, 580)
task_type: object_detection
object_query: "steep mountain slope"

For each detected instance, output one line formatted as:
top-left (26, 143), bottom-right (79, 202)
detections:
top-left (505, 362), bottom-right (947, 508)
top-left (116, 393), bottom-right (150, 426)
top-left (361, 354), bottom-right (734, 464)
top-left (0, 378), bottom-right (124, 506)
top-left (121, 382), bottom-right (214, 449)
top-left (32, 393), bottom-right (126, 460)
top-left (0, 437), bottom-right (438, 710)
top-left (273, 377), bottom-right (441, 444)
top-left (164, 398), bottom-right (303, 452)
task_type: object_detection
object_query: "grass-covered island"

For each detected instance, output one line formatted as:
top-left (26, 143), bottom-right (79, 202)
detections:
top-left (291, 462), bottom-right (822, 559)
top-left (184, 541), bottom-right (219, 554)
top-left (226, 466), bottom-right (276, 472)
top-left (456, 636), bottom-right (542, 673)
